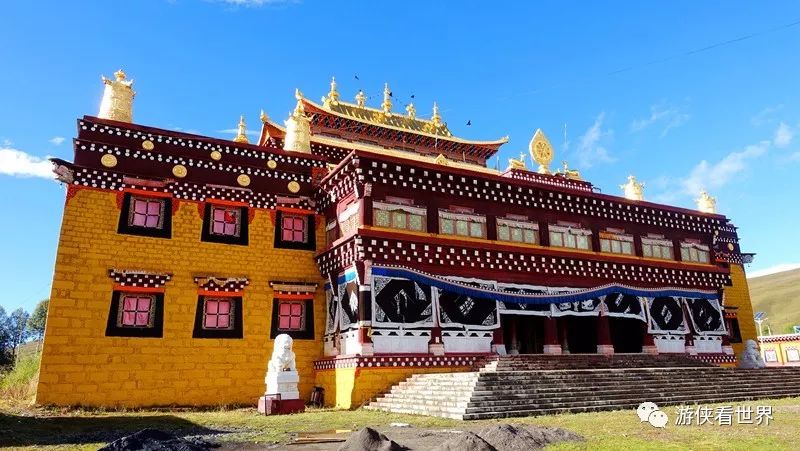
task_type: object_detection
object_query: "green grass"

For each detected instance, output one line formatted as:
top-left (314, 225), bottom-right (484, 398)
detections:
top-left (0, 352), bottom-right (40, 403)
top-left (749, 268), bottom-right (800, 334)
top-left (2, 397), bottom-right (800, 450)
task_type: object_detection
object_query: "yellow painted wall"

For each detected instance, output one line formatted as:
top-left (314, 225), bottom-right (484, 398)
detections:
top-left (36, 188), bottom-right (325, 407)
top-left (759, 339), bottom-right (800, 366)
top-left (723, 264), bottom-right (758, 356)
top-left (314, 366), bottom-right (473, 409)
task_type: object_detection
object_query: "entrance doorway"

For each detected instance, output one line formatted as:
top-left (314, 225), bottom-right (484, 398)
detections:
top-left (609, 317), bottom-right (644, 353)
top-left (502, 315), bottom-right (545, 354)
top-left (564, 317), bottom-right (598, 354)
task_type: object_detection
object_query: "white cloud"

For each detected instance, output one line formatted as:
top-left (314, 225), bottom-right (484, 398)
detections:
top-left (681, 141), bottom-right (769, 195)
top-left (0, 146), bottom-right (54, 179)
top-left (575, 112), bottom-right (614, 168)
top-left (747, 263), bottom-right (800, 279)
top-left (49, 136), bottom-right (66, 146)
top-left (212, 0), bottom-right (296, 6)
top-left (630, 104), bottom-right (689, 137)
top-left (751, 105), bottom-right (783, 126)
top-left (774, 122), bottom-right (793, 148)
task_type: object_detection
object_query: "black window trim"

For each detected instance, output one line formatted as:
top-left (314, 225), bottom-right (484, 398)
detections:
top-left (117, 193), bottom-right (173, 239)
top-left (270, 298), bottom-right (315, 340)
top-left (201, 203), bottom-right (249, 246)
top-left (192, 295), bottom-right (244, 339)
top-left (274, 210), bottom-right (316, 251)
top-left (105, 290), bottom-right (165, 338)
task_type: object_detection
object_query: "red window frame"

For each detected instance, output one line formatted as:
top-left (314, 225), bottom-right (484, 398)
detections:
top-left (203, 297), bottom-right (234, 330)
top-left (281, 215), bottom-right (308, 243)
top-left (277, 300), bottom-right (305, 331)
top-left (128, 197), bottom-right (165, 229)
top-left (210, 205), bottom-right (241, 237)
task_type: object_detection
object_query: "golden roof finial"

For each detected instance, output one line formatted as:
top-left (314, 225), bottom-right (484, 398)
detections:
top-left (260, 109), bottom-right (269, 123)
top-left (696, 191), bottom-right (717, 214)
top-left (323, 76), bottom-right (340, 108)
top-left (620, 175), bottom-right (645, 200)
top-left (355, 90), bottom-right (366, 108)
top-left (285, 89), bottom-right (312, 153)
top-left (406, 103), bottom-right (416, 119)
top-left (233, 115), bottom-right (249, 144)
top-left (529, 129), bottom-right (554, 174)
top-left (99, 68), bottom-right (135, 123)
top-left (507, 152), bottom-right (527, 171)
top-left (381, 83), bottom-right (393, 115)
top-left (431, 102), bottom-right (443, 128)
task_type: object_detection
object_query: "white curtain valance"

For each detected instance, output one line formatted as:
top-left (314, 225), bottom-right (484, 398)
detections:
top-left (680, 242), bottom-right (710, 251)
top-left (326, 220), bottom-right (337, 231)
top-left (338, 202), bottom-right (361, 222)
top-left (599, 231), bottom-right (634, 242)
top-left (549, 224), bottom-right (592, 236)
top-left (439, 210), bottom-right (487, 223)
top-left (497, 218), bottom-right (539, 230)
top-left (374, 201), bottom-right (427, 216)
top-left (642, 237), bottom-right (673, 247)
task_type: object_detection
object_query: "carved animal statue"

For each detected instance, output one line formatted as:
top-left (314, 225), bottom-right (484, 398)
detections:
top-left (557, 161), bottom-right (582, 180)
top-left (508, 152), bottom-right (527, 170)
top-left (737, 339), bottom-right (766, 369)
top-left (268, 334), bottom-right (297, 373)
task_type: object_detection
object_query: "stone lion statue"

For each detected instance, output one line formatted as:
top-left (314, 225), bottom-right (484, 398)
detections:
top-left (738, 339), bottom-right (766, 369)
top-left (268, 334), bottom-right (297, 373)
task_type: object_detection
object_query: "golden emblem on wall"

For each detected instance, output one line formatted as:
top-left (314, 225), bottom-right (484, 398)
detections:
top-left (237, 174), bottom-right (251, 187)
top-left (142, 140), bottom-right (154, 151)
top-left (210, 150), bottom-right (222, 161)
top-left (529, 129), bottom-right (554, 174)
top-left (287, 181), bottom-right (300, 193)
top-left (172, 164), bottom-right (187, 178)
top-left (267, 159), bottom-right (278, 169)
top-left (100, 154), bottom-right (118, 168)
top-left (727, 242), bottom-right (735, 251)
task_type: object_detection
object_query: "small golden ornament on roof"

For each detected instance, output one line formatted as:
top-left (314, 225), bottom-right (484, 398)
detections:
top-left (260, 109), bottom-right (269, 123)
top-left (355, 90), bottom-right (366, 108)
top-left (323, 76), bottom-right (340, 107)
top-left (431, 102), bottom-right (443, 128)
top-left (508, 152), bottom-right (527, 170)
top-left (529, 129), bottom-right (554, 174)
top-left (381, 83), bottom-right (393, 115)
top-left (98, 68), bottom-right (135, 123)
top-left (620, 175), bottom-right (645, 201)
top-left (233, 115), bottom-right (249, 144)
top-left (406, 103), bottom-right (416, 119)
top-left (696, 191), bottom-right (717, 214)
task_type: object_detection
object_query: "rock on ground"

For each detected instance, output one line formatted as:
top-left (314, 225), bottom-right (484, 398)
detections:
top-left (337, 427), bottom-right (405, 451)
top-left (432, 431), bottom-right (495, 451)
top-left (478, 424), bottom-right (583, 450)
top-left (99, 428), bottom-right (215, 451)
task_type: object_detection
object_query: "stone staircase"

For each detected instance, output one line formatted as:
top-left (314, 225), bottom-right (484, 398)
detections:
top-left (365, 354), bottom-right (800, 420)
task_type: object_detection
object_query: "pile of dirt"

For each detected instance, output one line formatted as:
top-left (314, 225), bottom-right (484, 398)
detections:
top-left (432, 431), bottom-right (495, 451)
top-left (338, 427), bottom-right (405, 451)
top-left (99, 428), bottom-right (215, 451)
top-left (478, 424), bottom-right (583, 450)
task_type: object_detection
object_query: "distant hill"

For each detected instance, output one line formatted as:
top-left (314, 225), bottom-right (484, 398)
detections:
top-left (748, 268), bottom-right (800, 335)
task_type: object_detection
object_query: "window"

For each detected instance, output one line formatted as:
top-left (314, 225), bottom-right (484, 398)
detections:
top-left (105, 290), bottom-right (164, 337)
top-left (599, 230), bottom-right (634, 255)
top-left (203, 298), bottom-right (233, 330)
top-left (496, 218), bottom-right (538, 244)
top-left (326, 220), bottom-right (338, 246)
top-left (374, 201), bottom-right (426, 232)
top-left (726, 318), bottom-right (742, 343)
top-left (270, 298), bottom-right (315, 339)
top-left (192, 296), bottom-right (243, 338)
top-left (439, 210), bottom-right (485, 238)
top-left (787, 348), bottom-right (800, 362)
top-left (764, 349), bottom-right (778, 362)
top-left (680, 242), bottom-right (711, 263)
top-left (642, 235), bottom-right (674, 260)
top-left (274, 210), bottom-right (316, 250)
top-left (201, 203), bottom-right (249, 245)
top-left (338, 202), bottom-right (361, 236)
top-left (117, 193), bottom-right (172, 238)
top-left (549, 224), bottom-right (591, 250)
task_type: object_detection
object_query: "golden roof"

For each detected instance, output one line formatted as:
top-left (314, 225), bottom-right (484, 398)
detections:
top-left (324, 99), bottom-right (454, 137)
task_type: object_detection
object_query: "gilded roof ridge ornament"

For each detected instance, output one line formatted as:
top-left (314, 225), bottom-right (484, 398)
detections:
top-left (381, 83), bottom-right (393, 116)
top-left (507, 152), bottom-right (527, 171)
top-left (355, 90), bottom-right (366, 108)
top-left (260, 109), bottom-right (269, 123)
top-left (529, 129), bottom-right (554, 174)
top-left (98, 68), bottom-right (135, 123)
top-left (323, 76), bottom-right (340, 108)
top-left (431, 102), bottom-right (443, 128)
top-left (556, 161), bottom-right (582, 180)
top-left (233, 115), bottom-right (250, 144)
top-left (696, 190), bottom-right (717, 214)
top-left (406, 102), bottom-right (416, 119)
top-left (284, 88), bottom-right (312, 153)
top-left (620, 175), bottom-right (645, 201)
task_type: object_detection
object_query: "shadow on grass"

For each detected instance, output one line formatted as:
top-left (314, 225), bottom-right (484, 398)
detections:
top-left (0, 411), bottom-right (226, 447)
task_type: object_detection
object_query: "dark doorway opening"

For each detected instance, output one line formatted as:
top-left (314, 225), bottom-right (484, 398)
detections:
top-left (564, 316), bottom-right (597, 354)
top-left (609, 317), bottom-right (645, 353)
top-left (502, 315), bottom-right (545, 354)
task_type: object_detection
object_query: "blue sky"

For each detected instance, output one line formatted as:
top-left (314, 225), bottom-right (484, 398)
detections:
top-left (1, 1), bottom-right (799, 313)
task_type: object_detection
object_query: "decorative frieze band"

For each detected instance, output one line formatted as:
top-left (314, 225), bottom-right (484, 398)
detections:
top-left (108, 269), bottom-right (173, 288)
top-left (193, 276), bottom-right (250, 293)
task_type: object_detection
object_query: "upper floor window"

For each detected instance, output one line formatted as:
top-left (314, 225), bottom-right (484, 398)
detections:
top-left (497, 217), bottom-right (538, 244)
top-left (274, 210), bottom-right (316, 251)
top-left (338, 202), bottom-right (361, 236)
top-left (193, 295), bottom-right (243, 339)
top-left (642, 235), bottom-right (674, 260)
top-left (439, 209), bottom-right (485, 238)
top-left (599, 230), bottom-right (634, 255)
top-left (117, 192), bottom-right (172, 239)
top-left (374, 201), bottom-right (426, 232)
top-left (549, 224), bottom-right (591, 250)
top-left (680, 241), bottom-right (710, 263)
top-left (203, 298), bottom-right (234, 330)
top-left (201, 202), bottom-right (248, 245)
top-left (282, 215), bottom-right (308, 242)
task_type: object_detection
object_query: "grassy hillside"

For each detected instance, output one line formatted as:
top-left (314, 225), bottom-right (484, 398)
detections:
top-left (748, 268), bottom-right (800, 334)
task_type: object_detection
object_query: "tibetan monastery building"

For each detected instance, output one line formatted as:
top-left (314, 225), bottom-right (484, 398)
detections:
top-left (37, 72), bottom-right (757, 408)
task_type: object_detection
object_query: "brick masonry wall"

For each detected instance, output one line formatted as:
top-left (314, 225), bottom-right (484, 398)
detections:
top-left (36, 187), bottom-right (325, 407)
top-left (723, 263), bottom-right (758, 357)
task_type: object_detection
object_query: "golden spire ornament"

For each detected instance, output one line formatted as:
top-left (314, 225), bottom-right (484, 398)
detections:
top-left (406, 103), bottom-right (416, 119)
top-left (431, 102), bottom-right (443, 128)
top-left (260, 109), bottom-right (269, 123)
top-left (507, 152), bottom-right (527, 170)
top-left (284, 88), bottom-right (312, 153)
top-left (233, 115), bottom-right (249, 144)
top-left (620, 175), bottom-right (645, 201)
top-left (696, 191), bottom-right (717, 214)
top-left (323, 76), bottom-right (340, 107)
top-left (381, 83), bottom-right (393, 115)
top-left (355, 90), bottom-right (366, 108)
top-left (98, 69), bottom-right (135, 122)
top-left (529, 129), bottom-right (554, 174)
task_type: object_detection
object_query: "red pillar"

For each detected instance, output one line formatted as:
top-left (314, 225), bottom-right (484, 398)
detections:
top-left (597, 313), bottom-right (614, 355)
top-left (642, 321), bottom-right (658, 355)
top-left (543, 317), bottom-right (561, 355)
top-left (558, 318), bottom-right (570, 354)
